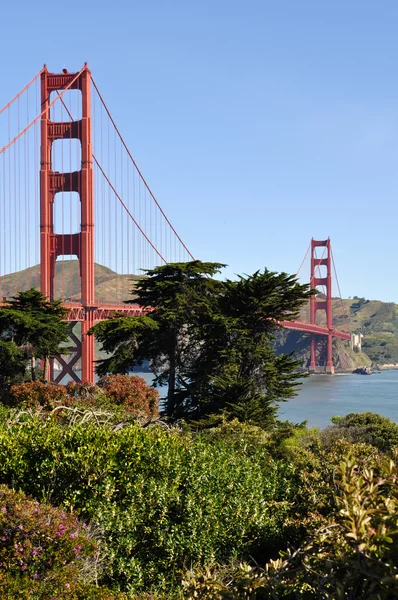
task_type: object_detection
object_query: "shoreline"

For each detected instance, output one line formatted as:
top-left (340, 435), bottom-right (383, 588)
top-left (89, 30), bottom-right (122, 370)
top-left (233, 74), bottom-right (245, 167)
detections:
top-left (307, 363), bottom-right (398, 376)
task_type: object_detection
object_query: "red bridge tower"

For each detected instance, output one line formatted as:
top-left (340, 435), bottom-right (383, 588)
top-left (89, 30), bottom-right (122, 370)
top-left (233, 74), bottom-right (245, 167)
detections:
top-left (40, 65), bottom-right (95, 383)
top-left (309, 238), bottom-right (334, 374)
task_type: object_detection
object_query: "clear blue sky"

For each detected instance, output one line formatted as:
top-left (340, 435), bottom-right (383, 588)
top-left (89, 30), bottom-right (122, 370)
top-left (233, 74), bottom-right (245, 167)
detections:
top-left (1, 0), bottom-right (398, 301)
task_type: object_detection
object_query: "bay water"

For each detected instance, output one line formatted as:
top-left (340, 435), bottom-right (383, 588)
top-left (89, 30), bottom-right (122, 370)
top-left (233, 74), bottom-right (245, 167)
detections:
top-left (121, 369), bottom-right (398, 431)
top-left (279, 370), bottom-right (398, 428)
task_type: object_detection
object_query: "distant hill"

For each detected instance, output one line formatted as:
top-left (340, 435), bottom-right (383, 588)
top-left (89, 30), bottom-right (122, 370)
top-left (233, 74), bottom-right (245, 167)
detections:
top-left (343, 297), bottom-right (398, 364)
top-left (276, 295), bottom-right (398, 369)
top-left (0, 260), bottom-right (141, 304)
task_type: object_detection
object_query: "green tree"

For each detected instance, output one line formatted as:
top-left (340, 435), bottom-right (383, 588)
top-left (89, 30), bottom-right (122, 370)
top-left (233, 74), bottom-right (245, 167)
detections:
top-left (91, 261), bottom-right (224, 416)
top-left (0, 341), bottom-right (27, 394)
top-left (87, 314), bottom-right (158, 375)
top-left (0, 289), bottom-right (69, 382)
top-left (186, 269), bottom-right (313, 426)
top-left (90, 262), bottom-right (313, 426)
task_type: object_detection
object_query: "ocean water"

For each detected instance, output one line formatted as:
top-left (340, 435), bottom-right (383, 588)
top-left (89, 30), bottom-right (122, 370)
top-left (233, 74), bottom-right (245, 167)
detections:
top-left (279, 370), bottom-right (398, 428)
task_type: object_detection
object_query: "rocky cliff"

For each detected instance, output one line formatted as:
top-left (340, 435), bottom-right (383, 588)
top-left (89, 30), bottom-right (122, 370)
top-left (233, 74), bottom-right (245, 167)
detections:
top-left (276, 295), bottom-right (398, 371)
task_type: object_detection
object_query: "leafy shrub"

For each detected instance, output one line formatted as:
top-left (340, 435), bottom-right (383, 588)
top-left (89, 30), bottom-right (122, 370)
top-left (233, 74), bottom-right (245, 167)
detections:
top-left (0, 484), bottom-right (99, 598)
top-left (183, 457), bottom-right (398, 599)
top-left (97, 374), bottom-right (159, 418)
top-left (0, 418), bottom-right (312, 593)
top-left (3, 411), bottom-right (391, 594)
top-left (270, 456), bottom-right (398, 598)
top-left (323, 412), bottom-right (398, 455)
top-left (9, 380), bottom-right (69, 409)
top-left (183, 562), bottom-right (269, 599)
top-left (0, 576), bottom-right (132, 599)
top-left (7, 377), bottom-right (159, 425)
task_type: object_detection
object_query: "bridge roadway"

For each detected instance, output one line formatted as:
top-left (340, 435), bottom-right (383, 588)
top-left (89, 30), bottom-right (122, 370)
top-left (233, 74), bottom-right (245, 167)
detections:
top-left (63, 302), bottom-right (145, 321)
top-left (62, 303), bottom-right (351, 341)
top-left (278, 319), bottom-right (350, 341)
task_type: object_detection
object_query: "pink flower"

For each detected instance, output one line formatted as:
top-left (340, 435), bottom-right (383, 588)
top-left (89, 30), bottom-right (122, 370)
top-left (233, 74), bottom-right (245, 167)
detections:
top-left (33, 573), bottom-right (38, 579)
top-left (1, 507), bottom-right (6, 513)
top-left (65, 583), bottom-right (70, 588)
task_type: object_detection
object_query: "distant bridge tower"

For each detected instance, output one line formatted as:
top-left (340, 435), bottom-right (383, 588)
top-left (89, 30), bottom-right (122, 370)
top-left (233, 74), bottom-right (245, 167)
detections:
top-left (40, 65), bottom-right (95, 383)
top-left (309, 238), bottom-right (334, 374)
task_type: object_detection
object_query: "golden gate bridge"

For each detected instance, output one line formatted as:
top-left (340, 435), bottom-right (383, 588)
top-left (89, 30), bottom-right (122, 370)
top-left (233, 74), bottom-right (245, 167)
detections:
top-left (0, 64), bottom-right (350, 383)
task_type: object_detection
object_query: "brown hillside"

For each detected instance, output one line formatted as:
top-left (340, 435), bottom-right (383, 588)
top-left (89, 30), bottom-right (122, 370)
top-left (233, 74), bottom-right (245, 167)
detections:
top-left (0, 260), bottom-right (141, 304)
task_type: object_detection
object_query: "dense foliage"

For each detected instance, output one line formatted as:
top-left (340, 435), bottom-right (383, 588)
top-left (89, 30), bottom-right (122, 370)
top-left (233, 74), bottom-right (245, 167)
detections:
top-left (9, 379), bottom-right (69, 408)
top-left (90, 261), bottom-right (313, 426)
top-left (97, 374), bottom-right (159, 418)
top-left (183, 457), bottom-right (398, 599)
top-left (0, 289), bottom-right (69, 388)
top-left (0, 416), bottom-right (306, 593)
top-left (0, 401), bottom-right (395, 597)
top-left (7, 376), bottom-right (160, 423)
top-left (0, 268), bottom-right (396, 598)
top-left (323, 411), bottom-right (398, 455)
top-left (0, 484), bottom-right (119, 599)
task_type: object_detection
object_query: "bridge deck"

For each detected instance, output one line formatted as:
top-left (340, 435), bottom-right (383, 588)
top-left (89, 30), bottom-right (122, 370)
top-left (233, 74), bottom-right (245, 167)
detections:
top-left (279, 319), bottom-right (350, 340)
top-left (62, 303), bottom-right (351, 340)
top-left (0, 301), bottom-right (350, 340)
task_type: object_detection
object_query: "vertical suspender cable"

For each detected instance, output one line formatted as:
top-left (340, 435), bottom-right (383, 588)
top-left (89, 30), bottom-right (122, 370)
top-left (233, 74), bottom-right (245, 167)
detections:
top-left (26, 87), bottom-right (30, 284)
top-left (35, 80), bottom-right (39, 290)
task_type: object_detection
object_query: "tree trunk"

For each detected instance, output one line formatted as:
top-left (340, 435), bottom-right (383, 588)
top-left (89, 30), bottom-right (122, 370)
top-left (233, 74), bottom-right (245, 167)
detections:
top-left (43, 356), bottom-right (48, 382)
top-left (167, 330), bottom-right (177, 417)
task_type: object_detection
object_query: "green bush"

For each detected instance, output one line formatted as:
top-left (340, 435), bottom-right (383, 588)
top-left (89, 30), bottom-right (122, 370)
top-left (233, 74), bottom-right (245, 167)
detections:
top-left (9, 380), bottom-right (70, 409)
top-left (0, 576), bottom-right (132, 600)
top-left (323, 412), bottom-right (398, 455)
top-left (182, 457), bottom-right (398, 599)
top-left (0, 418), bottom-right (316, 593)
top-left (97, 374), bottom-right (159, 418)
top-left (2, 410), bottom-right (391, 594)
top-left (7, 377), bottom-right (159, 424)
top-left (0, 484), bottom-right (104, 599)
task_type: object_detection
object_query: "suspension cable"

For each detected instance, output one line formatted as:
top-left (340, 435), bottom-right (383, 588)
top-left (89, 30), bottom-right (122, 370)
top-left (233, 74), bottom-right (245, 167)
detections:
top-left (296, 242), bottom-right (310, 277)
top-left (55, 92), bottom-right (168, 264)
top-left (0, 68), bottom-right (45, 116)
top-left (94, 158), bottom-right (167, 264)
top-left (90, 75), bottom-right (195, 260)
top-left (0, 66), bottom-right (86, 155)
top-left (331, 247), bottom-right (350, 331)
